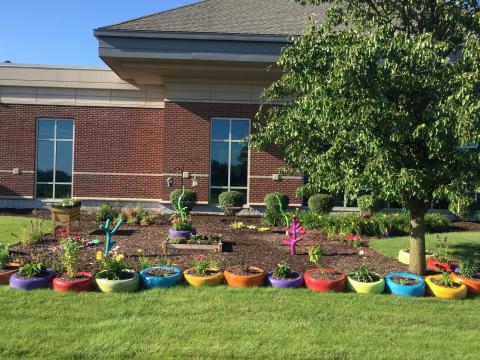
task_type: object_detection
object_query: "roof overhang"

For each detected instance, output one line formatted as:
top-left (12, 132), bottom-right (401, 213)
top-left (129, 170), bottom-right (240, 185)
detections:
top-left (94, 30), bottom-right (288, 85)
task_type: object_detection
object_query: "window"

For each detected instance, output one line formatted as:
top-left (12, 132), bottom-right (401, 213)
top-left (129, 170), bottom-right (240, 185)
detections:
top-left (36, 119), bottom-right (74, 199)
top-left (210, 119), bottom-right (249, 204)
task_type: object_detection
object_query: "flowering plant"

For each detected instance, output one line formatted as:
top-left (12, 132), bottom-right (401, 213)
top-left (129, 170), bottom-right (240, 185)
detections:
top-left (344, 233), bottom-right (365, 248)
top-left (192, 255), bottom-right (223, 274)
top-left (170, 214), bottom-right (193, 231)
top-left (96, 252), bottom-right (129, 280)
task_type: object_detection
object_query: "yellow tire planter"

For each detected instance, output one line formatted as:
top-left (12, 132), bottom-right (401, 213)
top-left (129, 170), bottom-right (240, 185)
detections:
top-left (347, 276), bottom-right (385, 294)
top-left (397, 249), bottom-right (434, 265)
top-left (95, 270), bottom-right (140, 293)
top-left (183, 268), bottom-right (224, 287)
top-left (425, 275), bottom-right (467, 300)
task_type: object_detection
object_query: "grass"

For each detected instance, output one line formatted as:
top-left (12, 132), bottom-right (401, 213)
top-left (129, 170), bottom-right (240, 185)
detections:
top-left (0, 215), bottom-right (52, 246)
top-left (0, 286), bottom-right (479, 359)
top-left (369, 231), bottom-right (480, 261)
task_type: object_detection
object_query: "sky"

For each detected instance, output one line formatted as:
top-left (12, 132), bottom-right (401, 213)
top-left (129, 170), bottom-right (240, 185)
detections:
top-left (0, 0), bottom-right (198, 67)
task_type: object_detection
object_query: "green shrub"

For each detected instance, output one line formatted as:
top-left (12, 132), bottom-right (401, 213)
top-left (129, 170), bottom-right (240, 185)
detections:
top-left (219, 191), bottom-right (245, 216)
top-left (264, 192), bottom-right (289, 211)
top-left (263, 210), bottom-right (288, 227)
top-left (308, 194), bottom-right (334, 214)
top-left (96, 203), bottom-right (120, 222)
top-left (425, 213), bottom-right (450, 233)
top-left (356, 195), bottom-right (383, 213)
top-left (0, 246), bottom-right (11, 270)
top-left (170, 189), bottom-right (197, 214)
top-left (18, 262), bottom-right (48, 279)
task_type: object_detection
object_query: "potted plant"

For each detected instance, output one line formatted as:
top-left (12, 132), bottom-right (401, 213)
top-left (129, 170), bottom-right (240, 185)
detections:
top-left (139, 257), bottom-right (183, 289)
top-left (0, 246), bottom-right (20, 285)
top-left (95, 252), bottom-right (139, 293)
top-left (450, 258), bottom-right (480, 295)
top-left (304, 246), bottom-right (347, 292)
top-left (427, 236), bottom-right (459, 273)
top-left (397, 248), bottom-right (434, 265)
top-left (50, 198), bottom-right (82, 236)
top-left (385, 272), bottom-right (426, 297)
top-left (347, 263), bottom-right (385, 294)
top-left (183, 255), bottom-right (224, 286)
top-left (52, 237), bottom-right (94, 292)
top-left (224, 264), bottom-right (265, 288)
top-left (425, 271), bottom-right (467, 299)
top-left (168, 214), bottom-right (196, 240)
top-left (10, 262), bottom-right (56, 290)
top-left (266, 261), bottom-right (303, 288)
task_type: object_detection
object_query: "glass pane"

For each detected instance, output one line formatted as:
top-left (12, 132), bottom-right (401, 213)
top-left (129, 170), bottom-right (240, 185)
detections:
top-left (231, 120), bottom-right (250, 141)
top-left (57, 121), bottom-right (73, 140)
top-left (55, 142), bottom-right (73, 182)
top-left (55, 184), bottom-right (72, 199)
top-left (209, 188), bottom-right (227, 205)
top-left (36, 140), bottom-right (54, 182)
top-left (36, 184), bottom-right (53, 199)
top-left (38, 120), bottom-right (55, 139)
top-left (230, 143), bottom-right (248, 187)
top-left (210, 142), bottom-right (229, 186)
top-left (211, 120), bottom-right (229, 140)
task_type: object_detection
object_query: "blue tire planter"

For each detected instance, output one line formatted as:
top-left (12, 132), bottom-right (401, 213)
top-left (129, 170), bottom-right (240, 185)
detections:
top-left (140, 266), bottom-right (183, 289)
top-left (168, 228), bottom-right (196, 240)
top-left (265, 271), bottom-right (304, 288)
top-left (10, 270), bottom-right (56, 290)
top-left (386, 272), bottom-right (425, 297)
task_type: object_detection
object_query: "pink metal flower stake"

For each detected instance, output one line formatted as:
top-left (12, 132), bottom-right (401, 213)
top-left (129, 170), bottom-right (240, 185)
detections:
top-left (283, 219), bottom-right (305, 255)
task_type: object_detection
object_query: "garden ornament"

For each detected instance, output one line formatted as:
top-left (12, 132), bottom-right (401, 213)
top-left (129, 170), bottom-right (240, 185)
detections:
top-left (100, 218), bottom-right (124, 256)
top-left (283, 219), bottom-right (305, 256)
top-left (177, 186), bottom-right (187, 219)
top-left (275, 194), bottom-right (289, 227)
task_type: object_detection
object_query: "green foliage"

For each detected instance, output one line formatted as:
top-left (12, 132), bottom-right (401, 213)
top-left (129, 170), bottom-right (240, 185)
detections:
top-left (98, 253), bottom-right (128, 280)
top-left (139, 257), bottom-right (155, 270)
top-left (356, 195), bottom-right (382, 213)
top-left (0, 246), bottom-right (11, 270)
top-left (230, 221), bottom-right (246, 230)
top-left (458, 257), bottom-right (480, 279)
top-left (308, 194), bottom-right (334, 214)
top-left (52, 198), bottom-right (81, 208)
top-left (170, 214), bottom-right (193, 231)
top-left (219, 191), bottom-right (245, 216)
top-left (97, 203), bottom-right (120, 223)
top-left (118, 203), bottom-right (156, 225)
top-left (59, 237), bottom-right (82, 278)
top-left (18, 262), bottom-right (48, 279)
top-left (192, 256), bottom-right (223, 275)
top-left (348, 263), bottom-right (380, 283)
top-left (272, 261), bottom-right (292, 279)
top-left (170, 188), bottom-right (197, 214)
top-left (264, 192), bottom-right (289, 212)
top-left (263, 210), bottom-right (287, 227)
top-left (308, 246), bottom-right (323, 268)
top-left (437, 271), bottom-right (457, 288)
top-left (22, 215), bottom-right (45, 245)
top-left (432, 235), bottom-right (450, 260)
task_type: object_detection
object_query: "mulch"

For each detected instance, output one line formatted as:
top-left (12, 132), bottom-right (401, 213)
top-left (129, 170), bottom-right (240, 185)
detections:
top-left (9, 211), bottom-right (480, 276)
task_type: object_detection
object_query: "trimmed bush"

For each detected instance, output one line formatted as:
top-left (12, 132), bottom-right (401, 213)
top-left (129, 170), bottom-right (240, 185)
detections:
top-left (264, 192), bottom-right (289, 211)
top-left (308, 194), bottom-right (334, 214)
top-left (219, 191), bottom-right (245, 216)
top-left (263, 210), bottom-right (287, 227)
top-left (96, 203), bottom-right (120, 222)
top-left (170, 188), bottom-right (197, 214)
top-left (356, 195), bottom-right (383, 213)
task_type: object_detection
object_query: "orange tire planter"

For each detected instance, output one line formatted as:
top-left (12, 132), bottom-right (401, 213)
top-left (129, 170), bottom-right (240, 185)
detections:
top-left (183, 268), bottom-right (224, 287)
top-left (224, 266), bottom-right (265, 288)
top-left (0, 263), bottom-right (20, 285)
top-left (425, 275), bottom-right (467, 300)
top-left (451, 273), bottom-right (480, 295)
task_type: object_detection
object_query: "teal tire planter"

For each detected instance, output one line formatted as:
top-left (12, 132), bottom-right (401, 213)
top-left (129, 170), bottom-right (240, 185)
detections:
top-left (347, 276), bottom-right (385, 294)
top-left (140, 266), bottom-right (183, 289)
top-left (95, 270), bottom-right (139, 293)
top-left (386, 272), bottom-right (425, 297)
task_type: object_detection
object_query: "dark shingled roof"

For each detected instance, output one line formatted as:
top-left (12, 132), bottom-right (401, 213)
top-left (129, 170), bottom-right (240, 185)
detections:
top-left (100, 0), bottom-right (329, 36)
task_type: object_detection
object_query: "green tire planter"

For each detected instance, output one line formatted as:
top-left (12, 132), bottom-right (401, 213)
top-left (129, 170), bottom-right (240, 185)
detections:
top-left (95, 270), bottom-right (139, 293)
top-left (347, 276), bottom-right (385, 294)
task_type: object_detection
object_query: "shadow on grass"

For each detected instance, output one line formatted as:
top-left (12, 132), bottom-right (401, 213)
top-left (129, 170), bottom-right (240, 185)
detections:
top-left (448, 243), bottom-right (480, 261)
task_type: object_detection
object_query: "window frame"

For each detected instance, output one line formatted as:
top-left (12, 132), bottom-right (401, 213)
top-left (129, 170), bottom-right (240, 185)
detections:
top-left (209, 118), bottom-right (250, 204)
top-left (35, 118), bottom-right (75, 200)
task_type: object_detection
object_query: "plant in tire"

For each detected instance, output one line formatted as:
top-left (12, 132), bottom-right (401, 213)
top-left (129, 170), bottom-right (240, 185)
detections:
top-left (0, 246), bottom-right (12, 271)
top-left (96, 252), bottom-right (131, 280)
top-left (17, 262), bottom-right (49, 279)
top-left (348, 263), bottom-right (380, 284)
top-left (59, 237), bottom-right (82, 279)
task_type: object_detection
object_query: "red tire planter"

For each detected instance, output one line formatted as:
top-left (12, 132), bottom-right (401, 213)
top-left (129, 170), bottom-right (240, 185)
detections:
top-left (52, 272), bottom-right (94, 292)
top-left (427, 258), bottom-right (459, 273)
top-left (304, 268), bottom-right (347, 292)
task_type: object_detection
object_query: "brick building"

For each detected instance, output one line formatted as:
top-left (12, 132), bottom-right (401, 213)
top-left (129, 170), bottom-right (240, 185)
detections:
top-left (0, 0), bottom-right (331, 210)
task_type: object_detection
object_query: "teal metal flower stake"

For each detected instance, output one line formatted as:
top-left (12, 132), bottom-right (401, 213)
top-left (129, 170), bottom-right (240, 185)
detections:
top-left (100, 218), bottom-right (124, 256)
top-left (283, 219), bottom-right (305, 256)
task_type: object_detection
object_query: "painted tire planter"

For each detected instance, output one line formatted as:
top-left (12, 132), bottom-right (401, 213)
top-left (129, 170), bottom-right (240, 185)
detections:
top-left (95, 270), bottom-right (139, 293)
top-left (224, 266), bottom-right (265, 288)
top-left (347, 275), bottom-right (385, 294)
top-left (10, 270), bottom-right (56, 290)
top-left (397, 249), bottom-right (434, 266)
top-left (183, 268), bottom-right (223, 286)
top-left (386, 272), bottom-right (425, 297)
top-left (304, 268), bottom-right (347, 292)
top-left (52, 272), bottom-right (94, 292)
top-left (168, 228), bottom-right (196, 240)
top-left (0, 263), bottom-right (20, 285)
top-left (425, 275), bottom-right (467, 299)
top-left (451, 273), bottom-right (480, 295)
top-left (266, 271), bottom-right (304, 288)
top-left (427, 258), bottom-right (458, 273)
top-left (140, 266), bottom-right (183, 289)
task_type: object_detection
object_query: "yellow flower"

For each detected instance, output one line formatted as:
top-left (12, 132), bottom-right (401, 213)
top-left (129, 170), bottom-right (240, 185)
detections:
top-left (258, 227), bottom-right (270, 232)
top-left (96, 251), bottom-right (103, 261)
top-left (115, 253), bottom-right (125, 261)
top-left (137, 248), bottom-right (144, 254)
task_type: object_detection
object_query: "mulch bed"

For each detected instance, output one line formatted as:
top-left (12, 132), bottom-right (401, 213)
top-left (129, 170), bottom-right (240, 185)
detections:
top-left (8, 210), bottom-right (411, 276)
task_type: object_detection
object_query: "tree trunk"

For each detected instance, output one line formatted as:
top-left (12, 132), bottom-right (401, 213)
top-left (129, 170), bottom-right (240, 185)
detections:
top-left (408, 206), bottom-right (428, 275)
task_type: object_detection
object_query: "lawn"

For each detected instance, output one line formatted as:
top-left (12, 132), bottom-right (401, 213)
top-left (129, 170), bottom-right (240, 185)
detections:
top-left (369, 231), bottom-right (480, 261)
top-left (0, 286), bottom-right (479, 360)
top-left (0, 215), bottom-right (52, 246)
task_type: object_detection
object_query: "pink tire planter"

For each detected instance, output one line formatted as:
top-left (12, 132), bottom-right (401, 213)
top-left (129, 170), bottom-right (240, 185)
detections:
top-left (52, 272), bottom-right (94, 292)
top-left (10, 270), bottom-right (56, 290)
top-left (266, 271), bottom-right (304, 288)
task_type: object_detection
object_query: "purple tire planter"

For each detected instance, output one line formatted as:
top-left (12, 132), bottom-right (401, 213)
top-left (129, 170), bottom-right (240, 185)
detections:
top-left (10, 270), bottom-right (56, 290)
top-left (168, 228), bottom-right (196, 240)
top-left (266, 271), bottom-right (304, 288)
